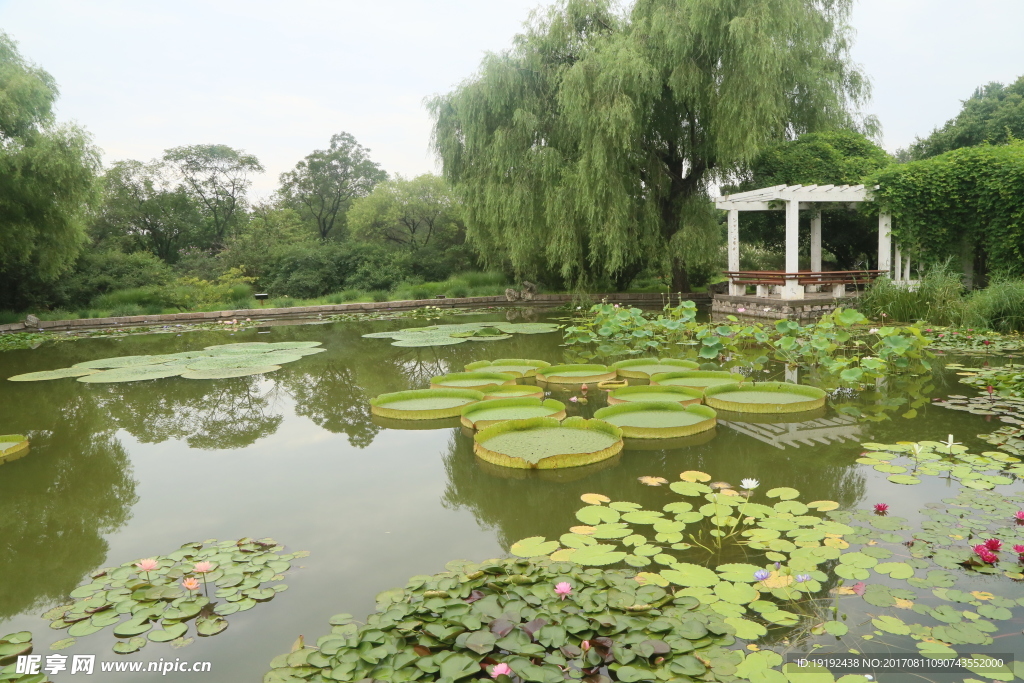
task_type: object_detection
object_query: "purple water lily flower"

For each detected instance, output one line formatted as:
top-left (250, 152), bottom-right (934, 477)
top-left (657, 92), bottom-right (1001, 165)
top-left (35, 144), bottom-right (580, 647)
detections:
top-left (753, 569), bottom-right (771, 582)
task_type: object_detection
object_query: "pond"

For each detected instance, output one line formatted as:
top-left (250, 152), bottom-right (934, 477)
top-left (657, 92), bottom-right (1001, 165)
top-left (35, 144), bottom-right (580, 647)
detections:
top-left (0, 311), bottom-right (1020, 682)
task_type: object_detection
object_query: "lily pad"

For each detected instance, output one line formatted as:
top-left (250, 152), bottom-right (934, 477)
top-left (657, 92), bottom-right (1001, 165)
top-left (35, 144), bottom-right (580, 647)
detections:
top-left (78, 365), bottom-right (185, 383)
top-left (606, 384), bottom-right (704, 406)
top-left (611, 358), bottom-right (700, 379)
top-left (593, 403), bottom-right (717, 439)
top-left (704, 382), bottom-right (826, 414)
top-left (371, 388), bottom-right (483, 420)
top-left (181, 365), bottom-right (282, 380)
top-left (8, 367), bottom-right (101, 381)
top-left (461, 398), bottom-right (566, 430)
top-left (474, 416), bottom-right (623, 469)
top-left (536, 364), bottom-right (616, 384)
top-left (430, 372), bottom-right (517, 390)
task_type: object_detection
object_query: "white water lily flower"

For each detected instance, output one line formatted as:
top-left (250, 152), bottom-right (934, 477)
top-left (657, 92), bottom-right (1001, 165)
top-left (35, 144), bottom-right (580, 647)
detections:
top-left (869, 328), bottom-right (879, 334)
top-left (741, 478), bottom-right (759, 490)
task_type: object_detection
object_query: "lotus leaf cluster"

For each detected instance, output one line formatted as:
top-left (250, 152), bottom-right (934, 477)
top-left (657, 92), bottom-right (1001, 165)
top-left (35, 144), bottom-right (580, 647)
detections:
top-left (363, 323), bottom-right (559, 348)
top-left (947, 362), bottom-right (1024, 398)
top-left (593, 403), bottom-right (716, 439)
top-left (703, 382), bottom-right (826, 414)
top-left (43, 538), bottom-right (302, 654)
top-left (927, 328), bottom-right (1024, 354)
top-left (0, 434), bottom-right (29, 466)
top-left (6, 342), bottom-right (324, 383)
top-left (857, 439), bottom-right (1022, 488)
top-left (0, 632), bottom-right (35, 681)
top-left (264, 556), bottom-right (805, 683)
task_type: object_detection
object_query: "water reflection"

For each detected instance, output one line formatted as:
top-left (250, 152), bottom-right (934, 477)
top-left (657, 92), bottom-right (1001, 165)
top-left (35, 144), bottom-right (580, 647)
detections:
top-left (0, 392), bottom-right (138, 619)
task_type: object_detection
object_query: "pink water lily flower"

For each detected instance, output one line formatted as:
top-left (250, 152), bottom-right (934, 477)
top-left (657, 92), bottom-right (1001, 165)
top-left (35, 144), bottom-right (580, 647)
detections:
top-left (569, 396), bottom-right (578, 403)
top-left (581, 640), bottom-right (591, 651)
top-left (182, 577), bottom-right (201, 592)
top-left (193, 561), bottom-right (214, 573)
top-left (1015, 511), bottom-right (1024, 523)
top-left (490, 663), bottom-right (512, 679)
top-left (136, 558), bottom-right (159, 572)
top-left (1013, 544), bottom-right (1024, 554)
top-left (984, 538), bottom-right (1002, 552)
top-left (554, 582), bottom-right (572, 600)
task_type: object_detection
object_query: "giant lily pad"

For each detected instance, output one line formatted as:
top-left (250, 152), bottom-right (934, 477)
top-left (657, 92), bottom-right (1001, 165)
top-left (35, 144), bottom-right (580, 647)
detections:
top-left (704, 382), bottom-right (826, 414)
top-left (181, 366), bottom-right (282, 380)
top-left (370, 389), bottom-right (483, 420)
top-left (593, 403), bottom-right (717, 439)
top-left (461, 398), bottom-right (566, 430)
top-left (612, 358), bottom-right (700, 379)
top-left (649, 371), bottom-right (745, 390)
top-left (430, 372), bottom-right (517, 390)
top-left (0, 435), bottom-right (29, 465)
top-left (480, 384), bottom-right (546, 400)
top-left (473, 416), bottom-right (623, 469)
top-left (464, 358), bottom-right (551, 378)
top-left (78, 365), bottom-right (185, 383)
top-left (185, 353), bottom-right (302, 370)
top-left (72, 354), bottom-right (178, 369)
top-left (606, 385), bottom-right (704, 406)
top-left (8, 367), bottom-right (101, 381)
top-left (536, 364), bottom-right (616, 384)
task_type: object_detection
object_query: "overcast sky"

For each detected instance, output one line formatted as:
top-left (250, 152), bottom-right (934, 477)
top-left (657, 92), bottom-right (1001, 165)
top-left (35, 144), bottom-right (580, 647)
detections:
top-left (1, 0), bottom-right (1022, 195)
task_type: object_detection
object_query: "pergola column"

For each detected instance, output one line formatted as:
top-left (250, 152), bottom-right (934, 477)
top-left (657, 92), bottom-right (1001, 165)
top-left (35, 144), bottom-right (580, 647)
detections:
top-left (894, 246), bottom-right (903, 281)
top-left (781, 200), bottom-right (803, 300)
top-left (878, 212), bottom-right (892, 275)
top-left (808, 212), bottom-right (822, 293)
top-left (727, 210), bottom-right (744, 296)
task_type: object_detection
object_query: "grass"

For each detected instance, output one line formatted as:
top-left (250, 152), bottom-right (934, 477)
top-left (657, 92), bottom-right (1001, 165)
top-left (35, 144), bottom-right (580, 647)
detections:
top-left (858, 262), bottom-right (966, 326)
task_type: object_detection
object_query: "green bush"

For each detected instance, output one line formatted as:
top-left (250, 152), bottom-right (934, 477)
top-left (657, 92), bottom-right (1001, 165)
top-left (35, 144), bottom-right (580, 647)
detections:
top-left (0, 310), bottom-right (21, 324)
top-left (270, 297), bottom-right (297, 308)
top-left (92, 286), bottom-right (174, 311)
top-left (962, 276), bottom-right (1024, 332)
top-left (858, 263), bottom-right (965, 325)
top-left (59, 250), bottom-right (176, 309)
top-left (369, 290), bottom-right (390, 302)
top-left (109, 304), bottom-right (144, 317)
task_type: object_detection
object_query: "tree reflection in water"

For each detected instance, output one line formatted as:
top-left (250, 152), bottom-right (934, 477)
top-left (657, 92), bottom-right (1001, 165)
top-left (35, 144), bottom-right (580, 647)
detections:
top-left (441, 424), bottom-right (866, 558)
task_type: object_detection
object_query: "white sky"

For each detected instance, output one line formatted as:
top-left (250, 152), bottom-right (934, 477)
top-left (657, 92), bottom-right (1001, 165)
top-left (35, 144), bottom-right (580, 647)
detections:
top-left (1, 0), bottom-right (1022, 195)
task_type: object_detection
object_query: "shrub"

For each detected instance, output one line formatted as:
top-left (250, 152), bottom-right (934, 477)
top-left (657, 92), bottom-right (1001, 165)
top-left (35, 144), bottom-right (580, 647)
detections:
top-left (60, 250), bottom-right (176, 309)
top-left (369, 290), bottom-right (390, 302)
top-left (109, 304), bottom-right (144, 317)
top-left (962, 276), bottom-right (1024, 332)
top-left (858, 262), bottom-right (965, 325)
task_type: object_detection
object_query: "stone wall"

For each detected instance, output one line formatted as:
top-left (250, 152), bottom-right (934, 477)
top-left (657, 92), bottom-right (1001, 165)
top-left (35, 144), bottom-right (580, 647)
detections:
top-left (711, 294), bottom-right (857, 322)
top-left (0, 292), bottom-right (711, 335)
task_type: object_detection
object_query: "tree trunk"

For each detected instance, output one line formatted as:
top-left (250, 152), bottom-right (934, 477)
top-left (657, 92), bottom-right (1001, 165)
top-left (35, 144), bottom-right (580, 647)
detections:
top-left (671, 257), bottom-right (690, 293)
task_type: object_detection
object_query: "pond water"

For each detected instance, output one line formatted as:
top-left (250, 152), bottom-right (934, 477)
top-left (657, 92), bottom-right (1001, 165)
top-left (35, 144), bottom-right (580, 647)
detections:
top-left (0, 311), bottom-right (1019, 681)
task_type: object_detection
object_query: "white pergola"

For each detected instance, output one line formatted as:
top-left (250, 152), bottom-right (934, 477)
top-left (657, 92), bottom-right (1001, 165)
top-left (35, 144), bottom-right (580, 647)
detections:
top-left (714, 184), bottom-right (911, 300)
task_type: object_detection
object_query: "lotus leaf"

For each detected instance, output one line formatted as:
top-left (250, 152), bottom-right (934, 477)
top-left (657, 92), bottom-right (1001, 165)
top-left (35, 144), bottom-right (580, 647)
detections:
top-left (8, 367), bottom-right (101, 381)
top-left (181, 365), bottom-right (282, 380)
top-left (473, 416), bottom-right (623, 469)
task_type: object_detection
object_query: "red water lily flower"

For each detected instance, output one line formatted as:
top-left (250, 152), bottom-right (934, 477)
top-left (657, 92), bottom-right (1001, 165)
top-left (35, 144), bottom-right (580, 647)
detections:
top-left (984, 538), bottom-right (1002, 552)
top-left (873, 503), bottom-right (889, 515)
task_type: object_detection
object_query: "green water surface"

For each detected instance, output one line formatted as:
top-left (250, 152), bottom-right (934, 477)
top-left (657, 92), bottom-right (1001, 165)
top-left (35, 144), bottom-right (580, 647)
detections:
top-left (0, 311), bottom-right (1019, 681)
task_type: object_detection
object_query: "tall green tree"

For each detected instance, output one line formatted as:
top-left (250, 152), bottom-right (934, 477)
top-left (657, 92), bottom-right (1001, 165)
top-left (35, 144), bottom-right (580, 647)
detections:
top-left (348, 174), bottom-right (465, 252)
top-left (430, 0), bottom-right (872, 291)
top-left (734, 130), bottom-right (892, 268)
top-left (278, 132), bottom-right (387, 241)
top-left (93, 160), bottom-right (202, 261)
top-left (163, 144), bottom-right (264, 248)
top-left (0, 32), bottom-right (101, 306)
top-left (905, 76), bottom-right (1024, 160)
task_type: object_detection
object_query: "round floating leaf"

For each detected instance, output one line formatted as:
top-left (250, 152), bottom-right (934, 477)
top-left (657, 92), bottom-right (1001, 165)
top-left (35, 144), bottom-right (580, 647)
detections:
top-left (266, 341), bottom-right (323, 350)
top-left (593, 403), bottom-right (716, 439)
top-left (580, 493), bottom-right (610, 505)
top-left (474, 416), bottom-right (623, 469)
top-left (181, 365), bottom-right (282, 380)
top-left (78, 365), bottom-right (185, 383)
top-left (874, 562), bottom-right (914, 579)
top-left (195, 617), bottom-right (228, 637)
top-left (724, 617), bottom-right (767, 640)
top-left (113, 637), bottom-right (147, 654)
top-left (113, 619), bottom-right (152, 638)
top-left (50, 637), bottom-right (76, 651)
top-left (73, 355), bottom-right (176, 369)
top-left (887, 474), bottom-right (921, 485)
top-left (8, 367), bottom-right (101, 381)
top-left (660, 562), bottom-right (720, 587)
top-left (371, 388), bottom-right (483, 420)
top-left (186, 353), bottom-right (300, 370)
top-left (510, 537), bottom-right (560, 557)
top-left (461, 398), bottom-right (566, 429)
top-left (703, 382), bottom-right (826, 414)
top-left (148, 622), bottom-right (188, 642)
top-left (823, 621), bottom-right (848, 637)
top-left (765, 487), bottom-right (800, 500)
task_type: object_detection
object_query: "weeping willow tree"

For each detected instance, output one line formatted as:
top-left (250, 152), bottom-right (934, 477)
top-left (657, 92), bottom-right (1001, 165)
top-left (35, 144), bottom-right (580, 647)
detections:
top-left (429, 0), bottom-right (873, 291)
